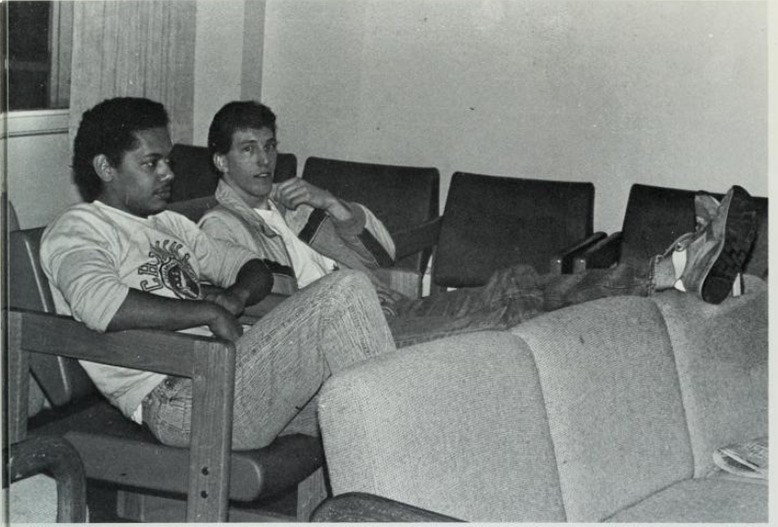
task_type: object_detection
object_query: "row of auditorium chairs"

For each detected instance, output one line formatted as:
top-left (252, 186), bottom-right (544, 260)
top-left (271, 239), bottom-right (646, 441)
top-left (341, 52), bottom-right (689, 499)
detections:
top-left (168, 144), bottom-right (768, 296)
top-left (168, 145), bottom-right (600, 299)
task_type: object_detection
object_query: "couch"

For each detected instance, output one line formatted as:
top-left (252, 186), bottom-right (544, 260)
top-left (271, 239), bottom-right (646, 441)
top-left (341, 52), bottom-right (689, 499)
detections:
top-left (315, 276), bottom-right (768, 522)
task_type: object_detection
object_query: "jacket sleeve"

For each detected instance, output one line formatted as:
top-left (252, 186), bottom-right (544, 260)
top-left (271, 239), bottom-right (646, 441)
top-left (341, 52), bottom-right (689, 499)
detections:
top-left (199, 210), bottom-right (299, 295)
top-left (296, 201), bottom-right (396, 269)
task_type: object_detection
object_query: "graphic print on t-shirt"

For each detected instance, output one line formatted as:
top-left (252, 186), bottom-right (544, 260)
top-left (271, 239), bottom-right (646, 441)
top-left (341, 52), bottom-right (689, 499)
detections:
top-left (137, 240), bottom-right (201, 300)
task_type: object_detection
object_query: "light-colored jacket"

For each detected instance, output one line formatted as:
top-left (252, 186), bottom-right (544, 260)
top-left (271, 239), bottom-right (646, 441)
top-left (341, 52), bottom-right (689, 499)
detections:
top-left (199, 179), bottom-right (399, 297)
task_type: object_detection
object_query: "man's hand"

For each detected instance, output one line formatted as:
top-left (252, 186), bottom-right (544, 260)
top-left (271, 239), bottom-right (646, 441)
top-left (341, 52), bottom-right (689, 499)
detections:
top-left (273, 177), bottom-right (353, 221)
top-left (106, 288), bottom-right (246, 342)
top-left (204, 303), bottom-right (244, 342)
top-left (202, 285), bottom-right (246, 316)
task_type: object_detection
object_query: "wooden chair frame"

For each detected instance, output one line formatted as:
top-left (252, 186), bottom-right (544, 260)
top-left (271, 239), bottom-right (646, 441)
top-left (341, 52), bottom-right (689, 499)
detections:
top-left (6, 435), bottom-right (88, 523)
top-left (7, 308), bottom-right (237, 523)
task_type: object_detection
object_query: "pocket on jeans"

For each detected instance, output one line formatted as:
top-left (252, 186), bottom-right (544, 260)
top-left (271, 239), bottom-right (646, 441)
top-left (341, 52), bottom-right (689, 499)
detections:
top-left (156, 376), bottom-right (188, 403)
top-left (143, 377), bottom-right (193, 447)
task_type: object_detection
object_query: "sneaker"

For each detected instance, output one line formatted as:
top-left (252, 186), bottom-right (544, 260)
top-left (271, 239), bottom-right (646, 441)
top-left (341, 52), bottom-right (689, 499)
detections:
top-left (675, 186), bottom-right (757, 304)
top-left (693, 192), bottom-right (721, 229)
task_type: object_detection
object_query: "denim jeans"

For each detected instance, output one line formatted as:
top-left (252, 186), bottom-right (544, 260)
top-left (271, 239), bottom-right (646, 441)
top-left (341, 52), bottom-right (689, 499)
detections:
top-left (142, 270), bottom-right (396, 450)
top-left (388, 258), bottom-right (656, 347)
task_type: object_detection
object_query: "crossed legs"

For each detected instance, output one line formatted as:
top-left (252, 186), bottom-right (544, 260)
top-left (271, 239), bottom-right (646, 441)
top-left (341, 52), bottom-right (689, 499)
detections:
top-left (143, 270), bottom-right (396, 450)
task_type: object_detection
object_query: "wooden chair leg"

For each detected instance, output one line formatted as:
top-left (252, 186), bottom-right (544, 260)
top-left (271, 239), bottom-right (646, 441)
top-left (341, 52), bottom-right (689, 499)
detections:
top-left (296, 466), bottom-right (328, 521)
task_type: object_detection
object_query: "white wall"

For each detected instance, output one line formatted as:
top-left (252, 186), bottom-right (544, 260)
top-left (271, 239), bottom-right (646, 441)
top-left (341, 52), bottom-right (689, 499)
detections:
top-left (6, 0), bottom-right (769, 232)
top-left (191, 0), bottom-right (267, 146)
top-left (192, 0), bottom-right (248, 146)
top-left (5, 132), bottom-right (79, 229)
top-left (4, 111), bottom-right (80, 229)
top-left (261, 0), bottom-right (768, 233)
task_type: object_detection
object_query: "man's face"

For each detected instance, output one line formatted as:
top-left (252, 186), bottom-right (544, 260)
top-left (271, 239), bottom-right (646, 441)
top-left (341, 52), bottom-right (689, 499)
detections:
top-left (100, 127), bottom-right (174, 218)
top-left (216, 127), bottom-right (277, 209)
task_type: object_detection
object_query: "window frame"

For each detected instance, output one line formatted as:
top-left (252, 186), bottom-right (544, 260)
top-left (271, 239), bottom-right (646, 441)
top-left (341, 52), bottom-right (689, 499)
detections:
top-left (3, 109), bottom-right (69, 139)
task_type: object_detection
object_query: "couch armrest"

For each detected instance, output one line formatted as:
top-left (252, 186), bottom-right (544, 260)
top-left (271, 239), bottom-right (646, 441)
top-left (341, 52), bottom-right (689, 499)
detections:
top-left (311, 492), bottom-right (463, 522)
top-left (7, 309), bottom-right (235, 523)
top-left (573, 231), bottom-right (623, 272)
top-left (548, 231), bottom-right (607, 274)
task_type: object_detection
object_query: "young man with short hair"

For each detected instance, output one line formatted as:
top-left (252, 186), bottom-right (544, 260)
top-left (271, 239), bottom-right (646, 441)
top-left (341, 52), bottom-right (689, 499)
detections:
top-left (200, 101), bottom-right (401, 305)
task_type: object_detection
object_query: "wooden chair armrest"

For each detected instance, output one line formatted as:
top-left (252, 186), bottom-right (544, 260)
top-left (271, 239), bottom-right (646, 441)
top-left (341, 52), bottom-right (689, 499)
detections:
top-left (573, 231), bottom-right (623, 272)
top-left (548, 231), bottom-right (608, 274)
top-left (392, 217), bottom-right (442, 261)
top-left (7, 308), bottom-right (235, 522)
top-left (311, 492), bottom-right (463, 522)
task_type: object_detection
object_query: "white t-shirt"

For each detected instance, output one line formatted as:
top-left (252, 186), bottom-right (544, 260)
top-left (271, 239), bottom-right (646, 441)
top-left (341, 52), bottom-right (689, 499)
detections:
top-left (40, 201), bottom-right (256, 422)
top-left (255, 203), bottom-right (338, 287)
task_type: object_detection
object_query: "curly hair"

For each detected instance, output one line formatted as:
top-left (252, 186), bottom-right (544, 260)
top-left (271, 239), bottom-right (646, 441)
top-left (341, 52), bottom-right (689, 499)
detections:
top-left (207, 100), bottom-right (277, 157)
top-left (72, 97), bottom-right (169, 202)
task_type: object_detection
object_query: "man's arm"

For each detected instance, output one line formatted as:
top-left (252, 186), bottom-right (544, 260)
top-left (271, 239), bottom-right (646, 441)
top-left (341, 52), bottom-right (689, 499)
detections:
top-left (108, 259), bottom-right (272, 342)
top-left (107, 289), bottom-right (244, 341)
top-left (202, 259), bottom-right (273, 316)
top-left (274, 177), bottom-right (396, 264)
top-left (273, 177), bottom-right (353, 221)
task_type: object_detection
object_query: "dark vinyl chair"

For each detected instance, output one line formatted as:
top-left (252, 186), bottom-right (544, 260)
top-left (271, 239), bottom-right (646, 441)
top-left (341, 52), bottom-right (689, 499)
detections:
top-left (168, 143), bottom-right (297, 202)
top-left (431, 172), bottom-right (605, 292)
top-left (575, 183), bottom-right (768, 280)
top-left (7, 227), bottom-right (323, 522)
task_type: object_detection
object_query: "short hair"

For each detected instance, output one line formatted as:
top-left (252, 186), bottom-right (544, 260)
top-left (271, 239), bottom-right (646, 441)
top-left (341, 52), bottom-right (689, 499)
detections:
top-left (72, 97), bottom-right (169, 202)
top-left (208, 101), bottom-right (277, 157)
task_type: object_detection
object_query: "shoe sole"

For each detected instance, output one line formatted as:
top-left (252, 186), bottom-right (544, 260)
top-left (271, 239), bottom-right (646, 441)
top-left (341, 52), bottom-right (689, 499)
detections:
top-left (701, 186), bottom-right (757, 304)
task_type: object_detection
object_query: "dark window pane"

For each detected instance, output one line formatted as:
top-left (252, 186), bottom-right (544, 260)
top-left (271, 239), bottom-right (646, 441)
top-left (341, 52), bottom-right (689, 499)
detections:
top-left (6, 1), bottom-right (71, 111)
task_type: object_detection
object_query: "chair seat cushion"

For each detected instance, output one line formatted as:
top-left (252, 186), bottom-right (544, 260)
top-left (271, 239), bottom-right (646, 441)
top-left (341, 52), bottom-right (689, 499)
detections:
top-left (606, 478), bottom-right (767, 523)
top-left (29, 398), bottom-right (322, 502)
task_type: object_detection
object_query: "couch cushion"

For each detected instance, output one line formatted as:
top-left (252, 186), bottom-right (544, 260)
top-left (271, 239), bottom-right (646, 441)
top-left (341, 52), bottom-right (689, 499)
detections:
top-left (606, 477), bottom-right (767, 522)
top-left (651, 280), bottom-right (768, 477)
top-left (510, 296), bottom-right (693, 522)
top-left (318, 331), bottom-right (566, 522)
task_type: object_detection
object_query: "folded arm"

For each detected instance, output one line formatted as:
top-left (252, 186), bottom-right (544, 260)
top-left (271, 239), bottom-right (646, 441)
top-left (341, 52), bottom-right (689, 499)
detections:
top-left (107, 288), bottom-right (243, 341)
top-left (108, 259), bottom-right (272, 342)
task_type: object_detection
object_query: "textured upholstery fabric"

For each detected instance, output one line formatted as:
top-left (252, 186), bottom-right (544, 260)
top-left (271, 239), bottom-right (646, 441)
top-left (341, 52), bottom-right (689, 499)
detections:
top-left (510, 296), bottom-right (693, 522)
top-left (605, 477), bottom-right (767, 522)
top-left (317, 288), bottom-right (767, 523)
top-left (318, 331), bottom-right (566, 522)
top-left (432, 173), bottom-right (595, 286)
top-left (651, 278), bottom-right (769, 477)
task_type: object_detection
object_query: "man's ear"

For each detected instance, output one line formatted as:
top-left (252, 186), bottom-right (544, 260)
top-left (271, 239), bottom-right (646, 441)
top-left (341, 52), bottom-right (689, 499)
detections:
top-left (213, 153), bottom-right (228, 175)
top-left (92, 154), bottom-right (115, 182)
